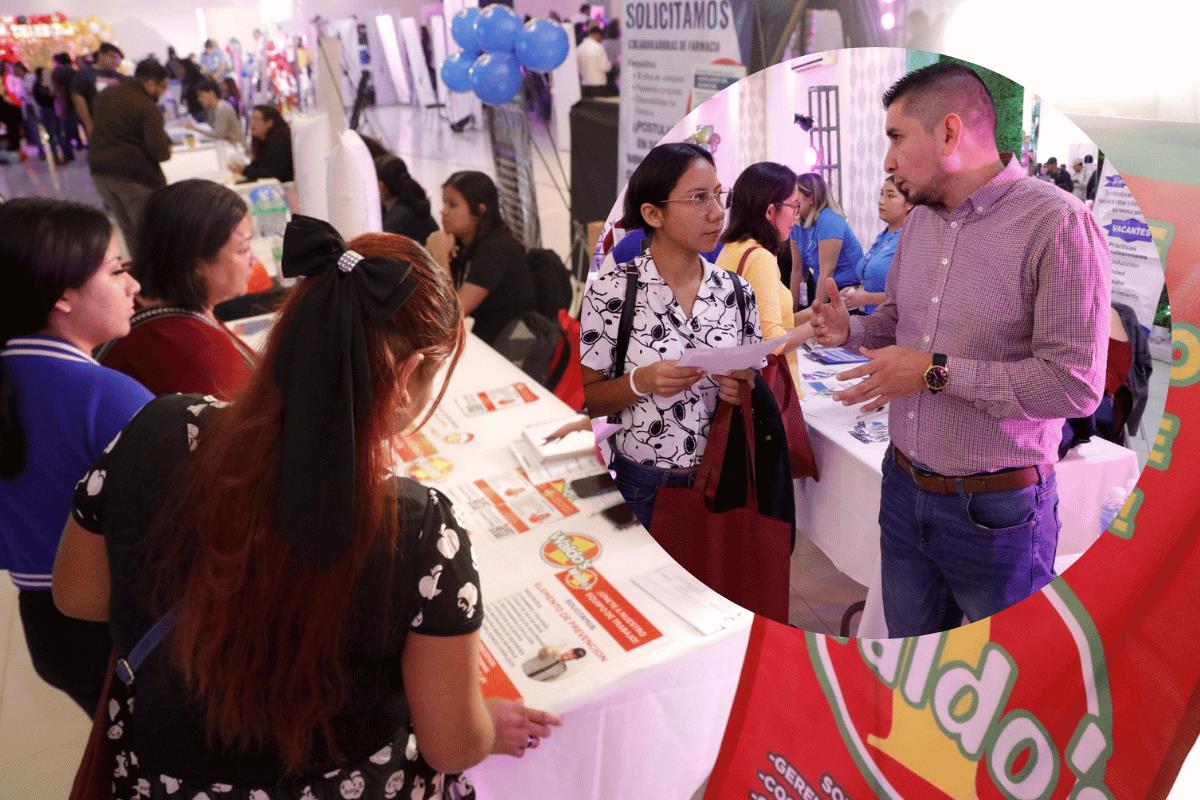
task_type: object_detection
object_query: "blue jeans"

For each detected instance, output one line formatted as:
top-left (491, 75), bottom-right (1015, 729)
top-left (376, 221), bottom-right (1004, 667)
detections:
top-left (610, 453), bottom-right (695, 530)
top-left (879, 448), bottom-right (1060, 638)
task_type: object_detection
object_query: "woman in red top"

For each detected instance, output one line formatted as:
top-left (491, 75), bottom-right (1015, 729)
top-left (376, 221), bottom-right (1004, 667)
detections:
top-left (100, 179), bottom-right (257, 398)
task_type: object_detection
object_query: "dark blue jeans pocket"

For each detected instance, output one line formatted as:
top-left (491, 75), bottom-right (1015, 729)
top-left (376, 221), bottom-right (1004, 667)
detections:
top-left (961, 485), bottom-right (1039, 533)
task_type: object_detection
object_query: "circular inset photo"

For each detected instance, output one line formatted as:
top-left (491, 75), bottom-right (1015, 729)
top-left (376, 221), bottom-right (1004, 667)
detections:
top-left (581, 48), bottom-right (1168, 639)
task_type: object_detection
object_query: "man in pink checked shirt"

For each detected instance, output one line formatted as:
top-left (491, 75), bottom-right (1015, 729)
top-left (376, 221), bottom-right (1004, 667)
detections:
top-left (812, 62), bottom-right (1111, 638)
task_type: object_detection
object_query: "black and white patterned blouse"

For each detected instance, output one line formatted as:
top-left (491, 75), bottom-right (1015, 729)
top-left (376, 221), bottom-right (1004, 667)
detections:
top-left (580, 254), bottom-right (761, 468)
top-left (71, 392), bottom-right (483, 799)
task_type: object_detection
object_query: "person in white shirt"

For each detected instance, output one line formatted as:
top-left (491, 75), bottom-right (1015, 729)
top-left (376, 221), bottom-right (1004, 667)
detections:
top-left (1070, 158), bottom-right (1089, 201)
top-left (577, 25), bottom-right (612, 97)
top-left (188, 78), bottom-right (243, 147)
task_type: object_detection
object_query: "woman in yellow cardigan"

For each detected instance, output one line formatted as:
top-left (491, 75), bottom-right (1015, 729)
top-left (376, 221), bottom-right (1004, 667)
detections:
top-left (716, 162), bottom-right (813, 373)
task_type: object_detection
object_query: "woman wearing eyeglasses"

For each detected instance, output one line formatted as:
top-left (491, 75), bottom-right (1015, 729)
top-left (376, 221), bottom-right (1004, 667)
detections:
top-left (716, 161), bottom-right (815, 373)
top-left (0, 199), bottom-right (152, 714)
top-left (580, 143), bottom-right (762, 529)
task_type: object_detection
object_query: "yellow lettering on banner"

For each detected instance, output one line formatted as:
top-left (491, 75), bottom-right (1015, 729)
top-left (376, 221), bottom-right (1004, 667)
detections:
top-left (1108, 488), bottom-right (1143, 540)
top-left (868, 622), bottom-right (990, 800)
top-left (1149, 413), bottom-right (1180, 471)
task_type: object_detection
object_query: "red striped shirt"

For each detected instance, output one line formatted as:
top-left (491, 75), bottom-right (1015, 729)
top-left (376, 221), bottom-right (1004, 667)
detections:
top-left (846, 158), bottom-right (1111, 475)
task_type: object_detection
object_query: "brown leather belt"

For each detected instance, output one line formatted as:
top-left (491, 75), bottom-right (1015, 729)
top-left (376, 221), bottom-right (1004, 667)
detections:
top-left (892, 449), bottom-right (1050, 494)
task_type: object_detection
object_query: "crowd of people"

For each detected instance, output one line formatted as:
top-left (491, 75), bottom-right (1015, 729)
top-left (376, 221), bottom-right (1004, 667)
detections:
top-left (0, 27), bottom-right (592, 796)
top-left (0, 188), bottom-right (560, 796)
top-left (582, 61), bottom-right (1119, 639)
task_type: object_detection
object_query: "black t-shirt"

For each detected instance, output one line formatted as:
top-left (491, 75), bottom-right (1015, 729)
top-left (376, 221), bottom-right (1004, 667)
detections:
top-left (70, 65), bottom-right (124, 113)
top-left (382, 203), bottom-right (439, 245)
top-left (71, 393), bottom-right (484, 787)
top-left (451, 226), bottom-right (535, 345)
top-left (242, 133), bottom-right (294, 183)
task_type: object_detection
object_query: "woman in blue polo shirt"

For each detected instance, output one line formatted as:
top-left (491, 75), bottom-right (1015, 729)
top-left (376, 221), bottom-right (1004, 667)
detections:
top-left (0, 198), bottom-right (152, 713)
top-left (788, 172), bottom-right (864, 312)
top-left (840, 176), bottom-right (913, 314)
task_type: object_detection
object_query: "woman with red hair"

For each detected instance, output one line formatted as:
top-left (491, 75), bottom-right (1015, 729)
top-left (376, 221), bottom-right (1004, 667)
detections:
top-left (53, 217), bottom-right (559, 798)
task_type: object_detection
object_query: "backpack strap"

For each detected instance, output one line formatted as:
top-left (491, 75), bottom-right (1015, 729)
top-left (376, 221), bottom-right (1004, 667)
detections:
top-left (114, 605), bottom-right (179, 687)
top-left (611, 261), bottom-right (640, 379)
top-left (730, 271), bottom-right (748, 345)
top-left (735, 244), bottom-right (763, 277)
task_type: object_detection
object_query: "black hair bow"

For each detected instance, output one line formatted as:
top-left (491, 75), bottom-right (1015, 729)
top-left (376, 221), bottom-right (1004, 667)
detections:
top-left (273, 215), bottom-right (416, 568)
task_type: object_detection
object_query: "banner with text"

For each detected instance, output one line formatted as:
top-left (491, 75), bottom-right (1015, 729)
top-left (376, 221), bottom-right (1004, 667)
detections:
top-left (617, 0), bottom-right (752, 186)
top-left (1092, 159), bottom-right (1168, 331)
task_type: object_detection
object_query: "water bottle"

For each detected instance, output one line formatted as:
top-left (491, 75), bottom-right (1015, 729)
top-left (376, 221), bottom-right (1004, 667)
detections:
top-left (1098, 486), bottom-right (1127, 534)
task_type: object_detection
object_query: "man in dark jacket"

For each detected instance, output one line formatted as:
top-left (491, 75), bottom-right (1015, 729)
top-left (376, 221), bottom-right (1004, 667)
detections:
top-left (88, 59), bottom-right (171, 257)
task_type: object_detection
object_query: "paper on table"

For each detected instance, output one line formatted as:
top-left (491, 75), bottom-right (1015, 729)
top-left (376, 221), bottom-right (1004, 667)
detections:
top-left (632, 565), bottom-right (750, 636)
top-left (674, 335), bottom-right (789, 373)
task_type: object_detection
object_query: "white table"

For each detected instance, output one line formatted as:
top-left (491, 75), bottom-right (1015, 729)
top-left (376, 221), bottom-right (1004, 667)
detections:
top-left (793, 367), bottom-right (1141, 639)
top-left (228, 315), bottom-right (752, 799)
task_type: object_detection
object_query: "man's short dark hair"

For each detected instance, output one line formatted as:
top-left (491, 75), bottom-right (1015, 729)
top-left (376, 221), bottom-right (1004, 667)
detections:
top-left (882, 62), bottom-right (996, 140)
top-left (1045, 156), bottom-right (1058, 167)
top-left (134, 58), bottom-right (170, 83)
top-left (196, 78), bottom-right (221, 96)
top-left (98, 42), bottom-right (123, 57)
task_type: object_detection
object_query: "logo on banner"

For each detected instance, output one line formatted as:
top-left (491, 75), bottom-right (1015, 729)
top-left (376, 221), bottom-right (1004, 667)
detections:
top-left (1104, 217), bottom-right (1153, 244)
top-left (808, 582), bottom-right (1113, 799)
top-left (1104, 173), bottom-right (1126, 188)
top-left (541, 531), bottom-right (602, 569)
top-left (562, 567), bottom-right (599, 591)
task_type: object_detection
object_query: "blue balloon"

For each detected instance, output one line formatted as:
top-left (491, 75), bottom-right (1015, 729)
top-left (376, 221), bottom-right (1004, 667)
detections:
top-left (440, 51), bottom-right (474, 93)
top-left (515, 19), bottom-right (570, 72)
top-left (475, 4), bottom-right (522, 53)
top-left (450, 8), bottom-right (481, 53)
top-left (469, 52), bottom-right (524, 106)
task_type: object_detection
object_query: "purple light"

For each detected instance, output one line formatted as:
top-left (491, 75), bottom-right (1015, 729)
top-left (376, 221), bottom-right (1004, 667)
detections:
top-left (881, 11), bottom-right (895, 30)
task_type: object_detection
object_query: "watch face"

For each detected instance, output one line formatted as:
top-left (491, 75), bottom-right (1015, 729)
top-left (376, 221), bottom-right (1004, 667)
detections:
top-left (926, 365), bottom-right (950, 391)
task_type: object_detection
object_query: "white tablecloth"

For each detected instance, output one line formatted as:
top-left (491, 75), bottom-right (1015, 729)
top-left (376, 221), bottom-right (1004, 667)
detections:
top-left (793, 375), bottom-right (1140, 639)
top-left (228, 316), bottom-right (752, 799)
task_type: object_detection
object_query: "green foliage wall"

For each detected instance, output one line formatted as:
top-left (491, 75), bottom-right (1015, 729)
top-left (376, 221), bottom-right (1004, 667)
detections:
top-left (938, 55), bottom-right (1025, 156)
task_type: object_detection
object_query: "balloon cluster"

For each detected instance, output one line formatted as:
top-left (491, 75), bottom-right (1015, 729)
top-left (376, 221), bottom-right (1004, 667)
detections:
top-left (440, 6), bottom-right (569, 106)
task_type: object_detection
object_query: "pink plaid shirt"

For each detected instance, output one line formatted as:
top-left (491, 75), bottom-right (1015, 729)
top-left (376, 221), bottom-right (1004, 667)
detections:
top-left (846, 158), bottom-right (1111, 476)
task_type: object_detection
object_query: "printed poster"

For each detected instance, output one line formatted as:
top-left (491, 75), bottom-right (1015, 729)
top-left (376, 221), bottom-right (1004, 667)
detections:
top-left (1091, 160), bottom-right (1167, 331)
top-left (456, 382), bottom-right (540, 416)
top-left (477, 531), bottom-right (665, 702)
top-left (617, 0), bottom-right (751, 185)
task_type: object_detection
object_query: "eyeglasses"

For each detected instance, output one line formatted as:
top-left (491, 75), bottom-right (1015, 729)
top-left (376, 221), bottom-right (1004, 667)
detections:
top-left (774, 201), bottom-right (805, 213)
top-left (658, 189), bottom-right (730, 211)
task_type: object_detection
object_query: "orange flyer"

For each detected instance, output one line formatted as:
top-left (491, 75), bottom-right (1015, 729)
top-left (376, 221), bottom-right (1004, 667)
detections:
top-left (554, 569), bottom-right (662, 652)
top-left (478, 642), bottom-right (522, 701)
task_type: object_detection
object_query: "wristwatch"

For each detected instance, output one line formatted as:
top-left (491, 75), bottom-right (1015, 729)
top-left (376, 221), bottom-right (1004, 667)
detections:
top-left (924, 353), bottom-right (949, 394)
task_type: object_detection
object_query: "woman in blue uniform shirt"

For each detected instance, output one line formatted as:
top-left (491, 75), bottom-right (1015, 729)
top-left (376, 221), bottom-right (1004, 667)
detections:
top-left (840, 176), bottom-right (913, 314)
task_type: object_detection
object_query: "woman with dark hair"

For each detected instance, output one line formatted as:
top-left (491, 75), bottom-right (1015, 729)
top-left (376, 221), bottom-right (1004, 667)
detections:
top-left (717, 161), bottom-right (806, 365)
top-left (426, 170), bottom-right (534, 346)
top-left (0, 199), bottom-right (152, 714)
top-left (54, 220), bottom-right (560, 796)
top-left (232, 104), bottom-right (293, 182)
top-left (99, 179), bottom-right (257, 397)
top-left (788, 171), bottom-right (864, 310)
top-left (839, 175), bottom-right (913, 315)
top-left (375, 154), bottom-right (438, 243)
top-left (221, 76), bottom-right (242, 116)
top-left (579, 142), bottom-right (761, 529)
